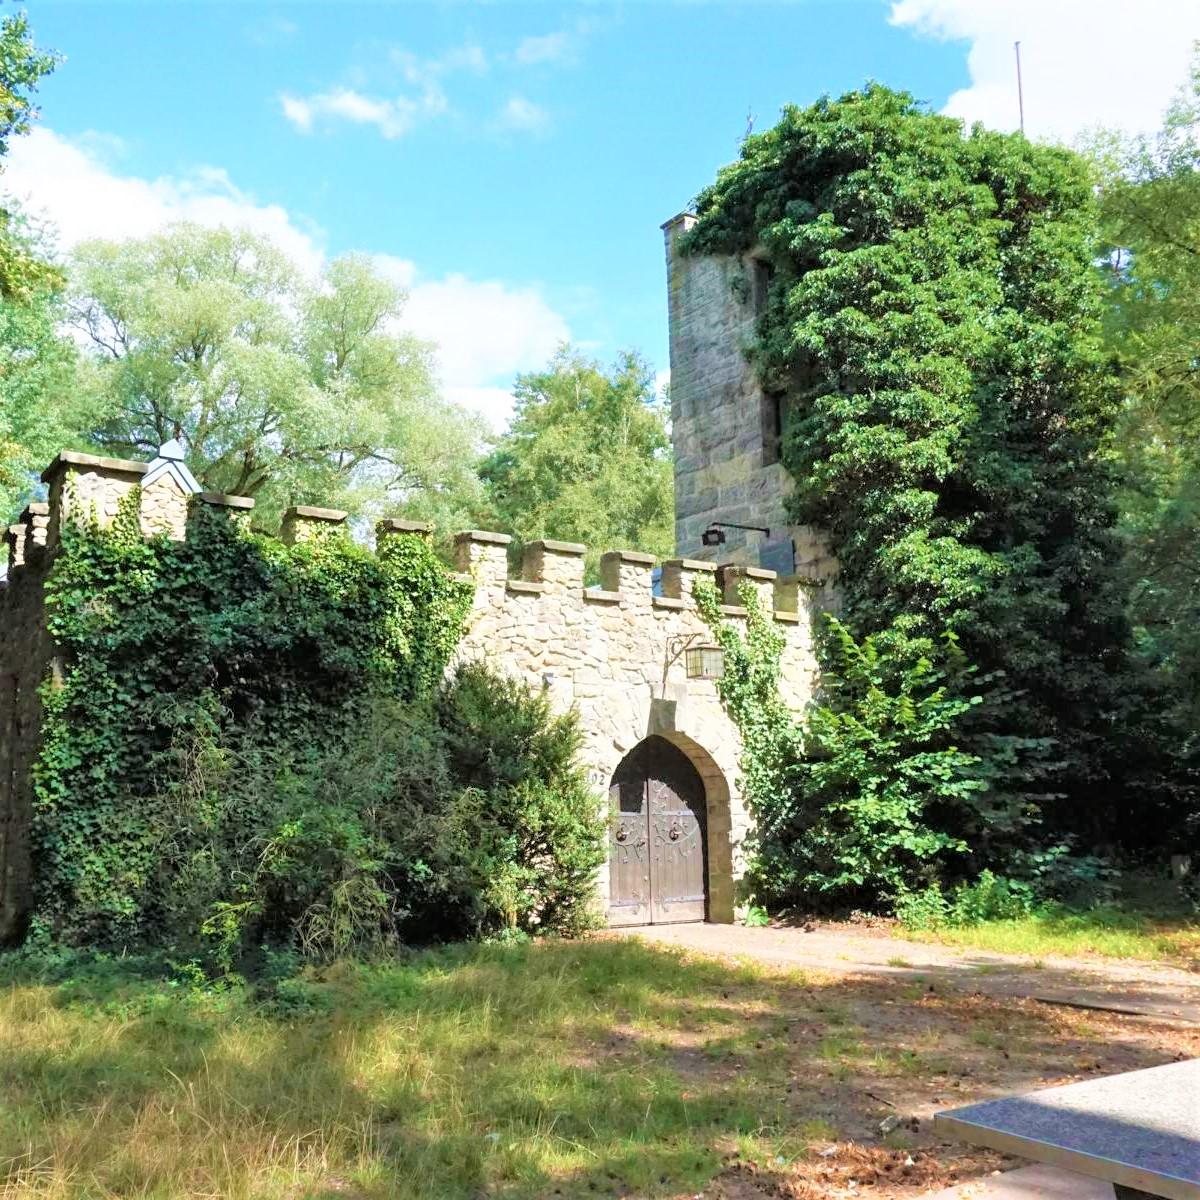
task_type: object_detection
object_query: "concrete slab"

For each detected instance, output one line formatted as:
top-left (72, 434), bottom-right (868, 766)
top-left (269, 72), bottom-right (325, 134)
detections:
top-left (928, 1164), bottom-right (1114, 1198)
top-left (935, 1060), bottom-right (1200, 1200)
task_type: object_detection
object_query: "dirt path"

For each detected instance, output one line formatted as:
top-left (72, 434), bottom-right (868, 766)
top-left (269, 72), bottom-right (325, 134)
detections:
top-left (613, 922), bottom-right (1200, 1025)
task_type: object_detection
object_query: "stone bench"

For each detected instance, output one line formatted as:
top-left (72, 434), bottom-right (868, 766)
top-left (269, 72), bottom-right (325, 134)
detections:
top-left (934, 1059), bottom-right (1199, 1199)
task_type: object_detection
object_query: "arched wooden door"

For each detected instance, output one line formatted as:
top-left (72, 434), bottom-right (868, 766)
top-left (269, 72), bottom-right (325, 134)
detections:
top-left (608, 736), bottom-right (708, 926)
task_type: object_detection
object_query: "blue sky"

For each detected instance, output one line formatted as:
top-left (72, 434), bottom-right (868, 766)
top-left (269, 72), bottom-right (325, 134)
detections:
top-left (7, 1), bottom-right (1197, 426)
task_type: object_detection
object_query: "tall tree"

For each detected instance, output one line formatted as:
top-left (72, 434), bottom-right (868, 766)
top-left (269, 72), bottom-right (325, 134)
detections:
top-left (685, 84), bottom-right (1132, 851)
top-left (480, 348), bottom-right (673, 575)
top-left (70, 224), bottom-right (484, 529)
top-left (0, 8), bottom-right (58, 299)
top-left (0, 203), bottom-right (83, 521)
top-left (1093, 50), bottom-right (1200, 836)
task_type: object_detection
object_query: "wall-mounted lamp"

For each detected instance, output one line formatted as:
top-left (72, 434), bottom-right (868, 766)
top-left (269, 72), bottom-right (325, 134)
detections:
top-left (701, 521), bottom-right (770, 547)
top-left (684, 644), bottom-right (725, 680)
top-left (663, 633), bottom-right (725, 690)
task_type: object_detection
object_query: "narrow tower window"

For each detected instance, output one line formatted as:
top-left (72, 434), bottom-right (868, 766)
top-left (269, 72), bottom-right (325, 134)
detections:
top-left (750, 257), bottom-right (774, 313)
top-left (761, 390), bottom-right (785, 466)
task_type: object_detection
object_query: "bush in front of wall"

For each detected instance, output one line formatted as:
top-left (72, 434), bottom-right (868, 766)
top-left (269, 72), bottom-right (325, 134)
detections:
top-left (30, 493), bottom-right (604, 964)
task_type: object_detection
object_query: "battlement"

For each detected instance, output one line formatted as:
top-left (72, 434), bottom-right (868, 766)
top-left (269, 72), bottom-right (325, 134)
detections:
top-left (0, 447), bottom-right (825, 940)
top-left (452, 530), bottom-right (812, 625)
top-left (8, 449), bottom-right (819, 629)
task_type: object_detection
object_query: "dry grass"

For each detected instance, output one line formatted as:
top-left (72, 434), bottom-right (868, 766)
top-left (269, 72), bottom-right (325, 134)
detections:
top-left (0, 938), bottom-right (1194, 1199)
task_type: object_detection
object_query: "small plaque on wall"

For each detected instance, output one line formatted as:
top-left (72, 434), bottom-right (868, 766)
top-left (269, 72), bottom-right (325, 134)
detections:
top-left (759, 537), bottom-right (795, 577)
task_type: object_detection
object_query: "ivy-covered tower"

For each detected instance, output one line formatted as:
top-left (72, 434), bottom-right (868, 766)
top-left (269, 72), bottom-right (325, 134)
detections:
top-left (663, 212), bottom-right (836, 582)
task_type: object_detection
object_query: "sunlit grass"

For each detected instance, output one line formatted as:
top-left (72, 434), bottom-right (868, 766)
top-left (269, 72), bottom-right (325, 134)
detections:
top-left (906, 905), bottom-right (1200, 965)
top-left (0, 933), bottom-right (1191, 1199)
top-left (0, 940), bottom-right (840, 1200)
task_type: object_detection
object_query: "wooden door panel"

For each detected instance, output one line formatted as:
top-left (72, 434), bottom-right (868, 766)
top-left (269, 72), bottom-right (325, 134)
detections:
top-left (609, 736), bottom-right (708, 927)
top-left (608, 772), bottom-right (650, 926)
top-left (648, 777), bottom-right (706, 924)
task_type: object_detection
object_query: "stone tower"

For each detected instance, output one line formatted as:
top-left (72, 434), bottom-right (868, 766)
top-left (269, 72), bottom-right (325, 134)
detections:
top-left (663, 213), bottom-right (836, 584)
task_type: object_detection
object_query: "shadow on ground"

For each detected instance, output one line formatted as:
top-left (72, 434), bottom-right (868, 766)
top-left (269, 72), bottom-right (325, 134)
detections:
top-left (0, 937), bottom-right (1193, 1199)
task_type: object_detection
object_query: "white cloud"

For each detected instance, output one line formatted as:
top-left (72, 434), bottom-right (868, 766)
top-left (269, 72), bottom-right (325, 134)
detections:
top-left (891, 0), bottom-right (1200, 142)
top-left (375, 259), bottom-right (570, 427)
top-left (278, 85), bottom-right (444, 140)
top-left (514, 32), bottom-right (572, 66)
top-left (393, 43), bottom-right (488, 84)
top-left (280, 43), bottom-right (488, 141)
top-left (496, 95), bottom-right (550, 135)
top-left (3, 127), bottom-right (325, 274)
top-left (3, 128), bottom-right (570, 430)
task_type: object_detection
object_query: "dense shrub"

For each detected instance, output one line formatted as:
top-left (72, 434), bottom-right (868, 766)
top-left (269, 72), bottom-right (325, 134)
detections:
top-left (684, 84), bottom-right (1134, 849)
top-left (31, 494), bottom-right (603, 964)
top-left (697, 579), bottom-right (992, 910)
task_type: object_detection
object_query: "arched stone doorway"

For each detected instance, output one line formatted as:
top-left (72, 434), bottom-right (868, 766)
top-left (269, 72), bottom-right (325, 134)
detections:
top-left (608, 735), bottom-right (710, 926)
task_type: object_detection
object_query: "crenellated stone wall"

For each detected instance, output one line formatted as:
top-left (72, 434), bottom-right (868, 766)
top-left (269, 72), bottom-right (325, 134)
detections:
top-left (452, 531), bottom-right (819, 922)
top-left (0, 448), bottom-right (823, 939)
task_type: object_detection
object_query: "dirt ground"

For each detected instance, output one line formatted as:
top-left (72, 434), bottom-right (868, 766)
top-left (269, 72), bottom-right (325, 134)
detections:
top-left (619, 921), bottom-right (1200, 1025)
top-left (604, 926), bottom-right (1197, 1198)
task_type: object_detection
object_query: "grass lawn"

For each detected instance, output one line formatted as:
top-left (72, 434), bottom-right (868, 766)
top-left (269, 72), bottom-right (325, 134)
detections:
top-left (903, 904), bottom-right (1200, 966)
top-left (1, 937), bottom-right (1194, 1199)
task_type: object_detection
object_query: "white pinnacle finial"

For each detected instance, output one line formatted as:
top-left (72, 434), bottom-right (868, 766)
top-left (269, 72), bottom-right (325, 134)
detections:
top-left (144, 439), bottom-right (201, 494)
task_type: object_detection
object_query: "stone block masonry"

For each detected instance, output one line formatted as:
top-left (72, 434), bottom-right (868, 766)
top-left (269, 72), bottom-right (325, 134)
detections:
top-left (663, 213), bottom-right (839, 595)
top-left (0, 449), bottom-right (822, 940)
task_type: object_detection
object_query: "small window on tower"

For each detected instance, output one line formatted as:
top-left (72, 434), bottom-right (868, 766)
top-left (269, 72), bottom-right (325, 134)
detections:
top-left (751, 257), bottom-right (774, 313)
top-left (761, 390), bottom-right (785, 466)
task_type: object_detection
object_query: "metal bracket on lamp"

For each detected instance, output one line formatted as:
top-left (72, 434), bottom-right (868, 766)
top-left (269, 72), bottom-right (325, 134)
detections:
top-left (701, 521), bottom-right (770, 547)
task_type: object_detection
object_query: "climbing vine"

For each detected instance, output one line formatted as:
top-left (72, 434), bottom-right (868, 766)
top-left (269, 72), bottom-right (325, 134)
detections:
top-left (32, 492), bottom-right (475, 948)
top-left (696, 577), bottom-right (997, 910)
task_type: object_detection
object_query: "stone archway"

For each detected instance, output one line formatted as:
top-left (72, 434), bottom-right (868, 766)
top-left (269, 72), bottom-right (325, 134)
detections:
top-left (606, 733), bottom-right (733, 927)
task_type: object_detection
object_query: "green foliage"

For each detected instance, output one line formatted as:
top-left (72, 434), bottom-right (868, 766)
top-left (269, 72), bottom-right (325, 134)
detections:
top-left (434, 663), bottom-right (607, 938)
top-left (32, 494), bottom-right (474, 950)
top-left (684, 84), bottom-right (1133, 843)
top-left (0, 9), bottom-right (59, 300)
top-left (894, 872), bottom-right (1036, 931)
top-left (696, 578), bottom-right (991, 909)
top-left (32, 497), bottom-right (603, 960)
top-left (68, 224), bottom-right (485, 530)
top-left (1090, 50), bottom-right (1200, 845)
top-left (480, 347), bottom-right (674, 577)
top-left (0, 205), bottom-right (87, 521)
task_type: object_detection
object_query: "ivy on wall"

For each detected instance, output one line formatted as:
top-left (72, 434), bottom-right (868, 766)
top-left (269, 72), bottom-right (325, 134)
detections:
top-left (696, 577), bottom-right (998, 910)
top-left (32, 494), bottom-right (474, 948)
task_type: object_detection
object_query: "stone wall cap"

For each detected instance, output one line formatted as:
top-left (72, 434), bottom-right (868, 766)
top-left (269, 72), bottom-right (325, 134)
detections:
top-left (662, 557), bottom-right (718, 572)
top-left (600, 549), bottom-right (657, 565)
top-left (583, 588), bottom-right (623, 605)
top-left (652, 596), bottom-right (686, 610)
top-left (527, 538), bottom-right (587, 556)
top-left (284, 505), bottom-right (347, 522)
top-left (41, 449), bottom-right (149, 483)
top-left (198, 491), bottom-right (255, 510)
top-left (378, 517), bottom-right (433, 534)
top-left (455, 529), bottom-right (512, 545)
top-left (20, 502), bottom-right (50, 518)
top-left (774, 610), bottom-right (802, 624)
top-left (722, 564), bottom-right (778, 581)
top-left (661, 211), bottom-right (698, 231)
top-left (719, 604), bottom-right (748, 618)
top-left (506, 579), bottom-right (546, 595)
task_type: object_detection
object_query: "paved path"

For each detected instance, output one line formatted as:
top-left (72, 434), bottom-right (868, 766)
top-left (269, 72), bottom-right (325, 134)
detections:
top-left (612, 922), bottom-right (1200, 1025)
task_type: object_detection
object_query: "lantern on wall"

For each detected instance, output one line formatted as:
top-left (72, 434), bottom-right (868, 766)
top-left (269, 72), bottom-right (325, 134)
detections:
top-left (684, 644), bottom-right (725, 680)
